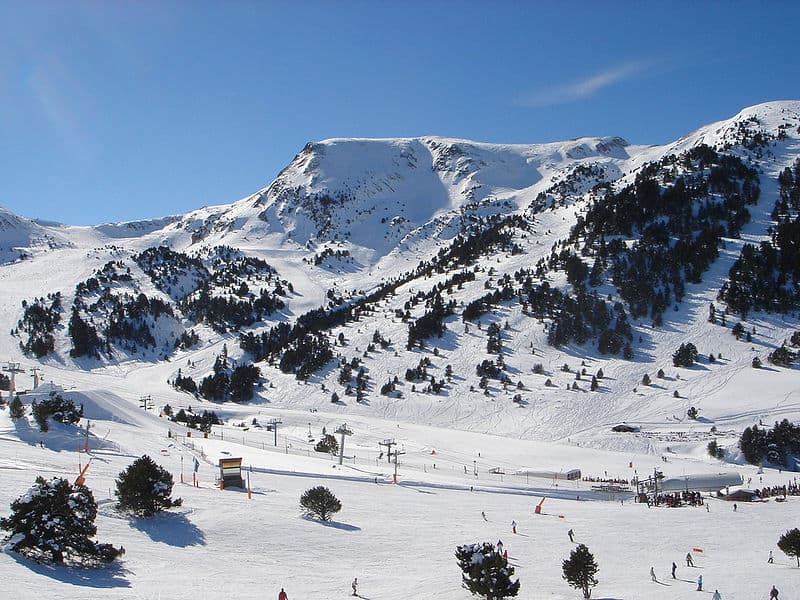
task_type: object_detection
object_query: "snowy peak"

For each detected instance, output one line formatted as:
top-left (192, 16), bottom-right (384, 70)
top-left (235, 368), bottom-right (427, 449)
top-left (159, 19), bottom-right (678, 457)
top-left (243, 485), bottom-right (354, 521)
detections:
top-left (665, 100), bottom-right (800, 156)
top-left (0, 207), bottom-right (72, 263)
top-left (3, 100), bottom-right (799, 267)
top-left (726, 99), bottom-right (800, 131)
top-left (243, 134), bottom-right (635, 255)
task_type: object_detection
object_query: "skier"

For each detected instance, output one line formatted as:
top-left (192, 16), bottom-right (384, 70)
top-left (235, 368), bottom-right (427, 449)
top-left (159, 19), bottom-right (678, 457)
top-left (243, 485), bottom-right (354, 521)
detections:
top-left (686, 552), bottom-right (694, 567)
top-left (497, 540), bottom-right (504, 555)
top-left (351, 577), bottom-right (358, 597)
top-left (278, 588), bottom-right (288, 600)
top-left (671, 561), bottom-right (677, 579)
top-left (511, 520), bottom-right (517, 534)
top-left (712, 590), bottom-right (722, 600)
top-left (733, 503), bottom-right (737, 512)
top-left (697, 574), bottom-right (703, 591)
top-left (503, 549), bottom-right (508, 561)
top-left (650, 566), bottom-right (657, 582)
top-left (768, 550), bottom-right (774, 563)
top-left (770, 585), bottom-right (779, 599)
top-left (481, 510), bottom-right (488, 521)
top-left (568, 528), bottom-right (574, 543)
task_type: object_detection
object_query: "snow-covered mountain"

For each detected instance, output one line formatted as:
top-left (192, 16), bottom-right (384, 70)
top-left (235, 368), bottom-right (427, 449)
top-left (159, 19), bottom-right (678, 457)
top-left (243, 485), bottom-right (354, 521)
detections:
top-left (0, 208), bottom-right (74, 264)
top-left (1, 101), bottom-right (800, 600)
top-left (0, 100), bottom-right (798, 444)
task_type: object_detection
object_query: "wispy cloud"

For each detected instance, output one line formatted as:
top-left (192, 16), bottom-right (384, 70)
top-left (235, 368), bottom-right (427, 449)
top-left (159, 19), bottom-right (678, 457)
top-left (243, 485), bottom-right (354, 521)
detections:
top-left (26, 54), bottom-right (96, 167)
top-left (515, 60), bottom-right (652, 108)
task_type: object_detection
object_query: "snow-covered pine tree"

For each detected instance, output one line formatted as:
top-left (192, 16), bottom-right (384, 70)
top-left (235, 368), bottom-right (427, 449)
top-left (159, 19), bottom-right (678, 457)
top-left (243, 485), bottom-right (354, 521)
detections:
top-left (30, 393), bottom-right (82, 432)
top-left (314, 434), bottom-right (339, 455)
top-left (0, 476), bottom-right (122, 564)
top-left (115, 455), bottom-right (182, 517)
top-left (455, 541), bottom-right (520, 600)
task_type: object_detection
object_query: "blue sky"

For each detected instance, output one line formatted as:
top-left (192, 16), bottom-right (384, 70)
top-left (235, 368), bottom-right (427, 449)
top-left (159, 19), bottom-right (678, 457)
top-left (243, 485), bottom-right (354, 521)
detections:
top-left (2, 1), bottom-right (799, 225)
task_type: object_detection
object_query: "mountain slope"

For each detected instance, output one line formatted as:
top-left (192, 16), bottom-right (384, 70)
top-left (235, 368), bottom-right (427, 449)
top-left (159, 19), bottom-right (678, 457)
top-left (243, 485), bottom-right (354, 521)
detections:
top-left (0, 100), bottom-right (798, 450)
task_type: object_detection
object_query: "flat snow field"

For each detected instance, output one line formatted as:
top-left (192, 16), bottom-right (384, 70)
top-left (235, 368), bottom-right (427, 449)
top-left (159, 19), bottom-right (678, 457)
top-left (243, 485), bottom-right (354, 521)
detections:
top-left (1, 395), bottom-right (797, 600)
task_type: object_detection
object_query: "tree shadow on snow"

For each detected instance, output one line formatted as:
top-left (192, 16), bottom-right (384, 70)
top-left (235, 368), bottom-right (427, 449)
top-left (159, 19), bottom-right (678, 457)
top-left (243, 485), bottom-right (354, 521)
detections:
top-left (4, 550), bottom-right (131, 588)
top-left (302, 516), bottom-right (361, 532)
top-left (128, 511), bottom-right (206, 547)
top-left (12, 418), bottom-right (115, 454)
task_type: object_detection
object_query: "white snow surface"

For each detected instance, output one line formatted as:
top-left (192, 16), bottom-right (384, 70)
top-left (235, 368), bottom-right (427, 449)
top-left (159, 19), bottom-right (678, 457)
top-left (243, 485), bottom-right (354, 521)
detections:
top-left (0, 100), bottom-right (799, 598)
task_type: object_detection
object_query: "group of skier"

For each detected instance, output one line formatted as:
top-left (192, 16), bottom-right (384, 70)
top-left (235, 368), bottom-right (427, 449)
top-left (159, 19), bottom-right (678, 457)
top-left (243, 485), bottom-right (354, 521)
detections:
top-left (647, 551), bottom-right (780, 598)
top-left (277, 577), bottom-right (359, 599)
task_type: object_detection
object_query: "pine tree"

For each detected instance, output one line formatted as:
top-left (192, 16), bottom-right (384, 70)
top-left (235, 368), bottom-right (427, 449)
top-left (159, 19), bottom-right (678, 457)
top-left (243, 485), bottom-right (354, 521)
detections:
top-left (739, 424), bottom-right (768, 464)
top-left (229, 363), bottom-right (261, 401)
top-left (300, 486), bottom-right (341, 521)
top-left (672, 342), bottom-right (698, 367)
top-left (778, 528), bottom-right (800, 567)
top-left (116, 455), bottom-right (181, 517)
top-left (30, 393), bottom-right (83, 433)
top-left (455, 541), bottom-right (520, 600)
top-left (9, 396), bottom-right (25, 420)
top-left (31, 400), bottom-right (50, 432)
top-left (641, 373), bottom-right (651, 386)
top-left (68, 307), bottom-right (100, 358)
top-left (562, 543), bottom-right (599, 599)
top-left (769, 345), bottom-right (795, 367)
top-left (0, 476), bottom-right (122, 564)
top-left (314, 434), bottom-right (339, 455)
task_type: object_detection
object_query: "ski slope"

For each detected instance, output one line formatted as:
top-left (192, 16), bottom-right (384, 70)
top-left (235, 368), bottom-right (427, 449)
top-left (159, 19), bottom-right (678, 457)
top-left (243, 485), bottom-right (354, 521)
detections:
top-left (1, 382), bottom-right (798, 600)
top-left (0, 100), bottom-right (799, 598)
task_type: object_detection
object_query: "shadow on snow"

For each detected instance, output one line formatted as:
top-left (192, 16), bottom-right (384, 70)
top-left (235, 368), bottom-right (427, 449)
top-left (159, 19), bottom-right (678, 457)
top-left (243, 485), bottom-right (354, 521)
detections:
top-left (128, 511), bottom-right (206, 547)
top-left (3, 550), bottom-right (131, 588)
